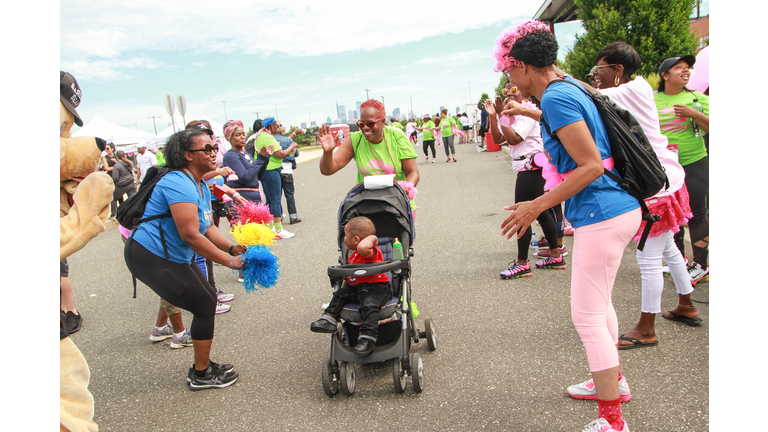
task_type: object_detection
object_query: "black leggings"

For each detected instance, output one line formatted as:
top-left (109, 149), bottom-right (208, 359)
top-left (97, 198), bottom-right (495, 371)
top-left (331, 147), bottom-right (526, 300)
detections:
top-left (515, 170), bottom-right (559, 261)
top-left (125, 238), bottom-right (217, 340)
top-left (675, 156), bottom-right (709, 266)
top-left (423, 140), bottom-right (436, 158)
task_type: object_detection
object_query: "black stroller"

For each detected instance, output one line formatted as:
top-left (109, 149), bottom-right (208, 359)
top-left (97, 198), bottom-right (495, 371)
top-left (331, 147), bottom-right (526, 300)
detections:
top-left (321, 181), bottom-right (437, 396)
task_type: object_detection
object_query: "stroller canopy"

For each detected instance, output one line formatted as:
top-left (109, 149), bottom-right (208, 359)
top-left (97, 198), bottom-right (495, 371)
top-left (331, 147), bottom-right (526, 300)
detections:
top-left (337, 183), bottom-right (414, 250)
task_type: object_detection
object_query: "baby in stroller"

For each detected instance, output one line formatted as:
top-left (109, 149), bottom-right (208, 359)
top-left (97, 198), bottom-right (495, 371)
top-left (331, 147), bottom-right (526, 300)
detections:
top-left (310, 216), bottom-right (390, 356)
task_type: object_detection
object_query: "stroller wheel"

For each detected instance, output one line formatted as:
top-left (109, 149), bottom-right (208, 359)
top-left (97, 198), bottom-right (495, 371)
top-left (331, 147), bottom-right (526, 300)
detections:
top-left (411, 353), bottom-right (424, 393)
top-left (339, 362), bottom-right (356, 396)
top-left (425, 318), bottom-right (437, 351)
top-left (322, 360), bottom-right (339, 397)
top-left (393, 358), bottom-right (407, 393)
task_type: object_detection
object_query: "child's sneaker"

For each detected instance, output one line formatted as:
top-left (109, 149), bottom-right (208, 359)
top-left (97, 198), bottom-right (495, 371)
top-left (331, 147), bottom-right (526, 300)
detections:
top-left (215, 302), bottom-right (231, 314)
top-left (535, 255), bottom-right (567, 269)
top-left (275, 229), bottom-right (294, 239)
top-left (688, 262), bottom-right (709, 284)
top-left (499, 262), bottom-right (532, 280)
top-left (150, 325), bottom-right (173, 342)
top-left (567, 376), bottom-right (632, 402)
top-left (170, 329), bottom-right (193, 349)
top-left (582, 418), bottom-right (629, 432)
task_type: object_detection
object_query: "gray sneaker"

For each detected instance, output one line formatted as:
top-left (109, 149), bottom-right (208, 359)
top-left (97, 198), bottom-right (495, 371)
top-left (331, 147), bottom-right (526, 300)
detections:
top-left (170, 329), bottom-right (193, 349)
top-left (150, 325), bottom-right (173, 342)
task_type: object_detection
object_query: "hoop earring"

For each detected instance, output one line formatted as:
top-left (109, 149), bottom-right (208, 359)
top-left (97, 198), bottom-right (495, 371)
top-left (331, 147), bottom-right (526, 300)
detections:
top-left (614, 76), bottom-right (620, 86)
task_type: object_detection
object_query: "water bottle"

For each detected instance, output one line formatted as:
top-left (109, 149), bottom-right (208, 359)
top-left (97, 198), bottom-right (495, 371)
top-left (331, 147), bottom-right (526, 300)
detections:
top-left (393, 238), bottom-right (404, 260)
top-left (530, 232), bottom-right (538, 255)
top-left (691, 97), bottom-right (703, 137)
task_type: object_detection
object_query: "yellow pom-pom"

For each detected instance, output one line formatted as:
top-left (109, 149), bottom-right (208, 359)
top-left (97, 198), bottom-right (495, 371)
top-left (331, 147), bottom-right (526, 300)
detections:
top-left (231, 223), bottom-right (276, 247)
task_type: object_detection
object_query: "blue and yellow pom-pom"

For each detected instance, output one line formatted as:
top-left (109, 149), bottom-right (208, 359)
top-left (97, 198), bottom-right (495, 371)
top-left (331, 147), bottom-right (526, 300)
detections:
top-left (241, 245), bottom-right (280, 294)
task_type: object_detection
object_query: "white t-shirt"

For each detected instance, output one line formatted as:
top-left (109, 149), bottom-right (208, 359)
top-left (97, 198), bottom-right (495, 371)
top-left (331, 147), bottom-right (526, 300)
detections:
top-left (499, 114), bottom-right (544, 174)
top-left (599, 76), bottom-right (684, 198)
top-left (136, 151), bottom-right (158, 182)
top-left (460, 116), bottom-right (469, 127)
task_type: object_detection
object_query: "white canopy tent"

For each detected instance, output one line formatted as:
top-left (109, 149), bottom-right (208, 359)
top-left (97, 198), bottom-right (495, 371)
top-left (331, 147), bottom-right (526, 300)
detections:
top-left (72, 116), bottom-right (161, 153)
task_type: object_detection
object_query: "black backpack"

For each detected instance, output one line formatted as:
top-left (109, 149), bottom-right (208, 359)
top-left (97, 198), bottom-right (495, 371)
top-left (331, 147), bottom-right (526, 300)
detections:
top-left (117, 166), bottom-right (194, 297)
top-left (539, 79), bottom-right (669, 251)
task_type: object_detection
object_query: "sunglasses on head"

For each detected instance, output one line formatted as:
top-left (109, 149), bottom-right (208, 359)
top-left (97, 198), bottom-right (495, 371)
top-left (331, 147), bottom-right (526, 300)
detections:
top-left (187, 144), bottom-right (216, 155)
top-left (356, 117), bottom-right (384, 128)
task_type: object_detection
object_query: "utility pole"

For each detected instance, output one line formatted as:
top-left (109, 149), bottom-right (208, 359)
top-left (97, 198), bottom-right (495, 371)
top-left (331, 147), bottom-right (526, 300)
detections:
top-left (148, 116), bottom-right (161, 134)
top-left (274, 104), bottom-right (278, 119)
top-left (222, 101), bottom-right (228, 121)
top-left (468, 83), bottom-right (472, 106)
top-left (365, 89), bottom-right (370, 100)
top-left (410, 95), bottom-right (413, 120)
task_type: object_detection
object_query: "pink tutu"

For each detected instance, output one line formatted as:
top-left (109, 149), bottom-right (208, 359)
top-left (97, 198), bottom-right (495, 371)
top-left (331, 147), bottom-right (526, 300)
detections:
top-left (632, 184), bottom-right (693, 243)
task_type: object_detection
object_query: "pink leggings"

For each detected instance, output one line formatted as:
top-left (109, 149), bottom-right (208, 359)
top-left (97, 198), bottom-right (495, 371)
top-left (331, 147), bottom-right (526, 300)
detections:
top-left (571, 208), bottom-right (640, 372)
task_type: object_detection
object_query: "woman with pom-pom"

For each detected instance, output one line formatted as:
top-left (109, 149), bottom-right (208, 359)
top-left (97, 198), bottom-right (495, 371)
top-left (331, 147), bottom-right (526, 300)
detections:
top-left (124, 126), bottom-right (248, 391)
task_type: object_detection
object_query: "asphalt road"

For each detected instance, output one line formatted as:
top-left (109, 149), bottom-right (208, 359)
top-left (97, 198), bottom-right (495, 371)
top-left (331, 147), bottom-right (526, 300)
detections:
top-left (66, 139), bottom-right (709, 431)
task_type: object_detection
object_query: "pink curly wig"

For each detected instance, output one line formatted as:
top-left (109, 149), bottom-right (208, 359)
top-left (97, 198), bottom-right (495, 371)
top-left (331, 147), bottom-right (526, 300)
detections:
top-left (492, 20), bottom-right (551, 73)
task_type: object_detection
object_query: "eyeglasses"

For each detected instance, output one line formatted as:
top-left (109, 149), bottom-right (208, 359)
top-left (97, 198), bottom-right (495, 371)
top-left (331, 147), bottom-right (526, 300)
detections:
top-left (501, 86), bottom-right (518, 96)
top-left (187, 144), bottom-right (216, 155)
top-left (356, 117), bottom-right (384, 128)
top-left (589, 64), bottom-right (618, 75)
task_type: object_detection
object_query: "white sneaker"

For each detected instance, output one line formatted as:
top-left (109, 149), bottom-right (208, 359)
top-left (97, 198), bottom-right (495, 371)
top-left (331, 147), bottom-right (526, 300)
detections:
top-left (567, 376), bottom-right (631, 402)
top-left (688, 262), bottom-right (709, 283)
top-left (275, 229), bottom-right (294, 239)
top-left (582, 418), bottom-right (629, 432)
top-left (215, 302), bottom-right (231, 314)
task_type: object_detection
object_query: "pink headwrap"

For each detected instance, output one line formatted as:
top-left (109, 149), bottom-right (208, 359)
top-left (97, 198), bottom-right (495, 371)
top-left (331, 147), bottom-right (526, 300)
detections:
top-left (223, 120), bottom-right (244, 143)
top-left (492, 20), bottom-right (551, 73)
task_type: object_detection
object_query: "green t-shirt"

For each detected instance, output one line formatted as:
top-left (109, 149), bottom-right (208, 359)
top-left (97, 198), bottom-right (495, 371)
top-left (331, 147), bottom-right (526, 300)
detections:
top-left (440, 116), bottom-right (457, 138)
top-left (255, 131), bottom-right (284, 170)
top-left (350, 127), bottom-right (418, 184)
top-left (654, 90), bottom-right (709, 166)
top-left (391, 122), bottom-right (404, 131)
top-left (422, 120), bottom-right (436, 140)
top-left (156, 151), bottom-right (166, 166)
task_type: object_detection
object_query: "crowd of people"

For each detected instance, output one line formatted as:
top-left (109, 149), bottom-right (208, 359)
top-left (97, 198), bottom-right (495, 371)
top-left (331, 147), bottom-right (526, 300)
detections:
top-left (61, 19), bottom-right (709, 431)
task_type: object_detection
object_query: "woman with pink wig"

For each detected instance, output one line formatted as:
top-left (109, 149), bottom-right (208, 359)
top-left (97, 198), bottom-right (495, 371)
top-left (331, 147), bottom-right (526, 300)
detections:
top-left (495, 21), bottom-right (639, 432)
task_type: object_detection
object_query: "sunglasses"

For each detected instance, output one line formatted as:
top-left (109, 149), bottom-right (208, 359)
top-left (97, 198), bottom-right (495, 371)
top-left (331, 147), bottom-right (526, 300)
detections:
top-left (356, 117), bottom-right (384, 128)
top-left (187, 144), bottom-right (216, 155)
top-left (589, 64), bottom-right (618, 75)
top-left (501, 86), bottom-right (518, 96)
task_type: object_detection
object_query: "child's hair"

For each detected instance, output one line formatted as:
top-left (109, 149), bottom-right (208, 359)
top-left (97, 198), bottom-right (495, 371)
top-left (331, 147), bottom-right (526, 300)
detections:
top-left (346, 216), bottom-right (376, 238)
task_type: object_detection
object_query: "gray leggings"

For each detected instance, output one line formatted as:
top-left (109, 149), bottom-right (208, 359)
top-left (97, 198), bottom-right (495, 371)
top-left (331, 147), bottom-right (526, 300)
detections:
top-left (442, 135), bottom-right (455, 156)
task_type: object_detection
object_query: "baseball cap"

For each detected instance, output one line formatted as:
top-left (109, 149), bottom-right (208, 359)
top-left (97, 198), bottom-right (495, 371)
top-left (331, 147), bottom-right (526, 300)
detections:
top-left (658, 55), bottom-right (696, 75)
top-left (186, 122), bottom-right (214, 136)
top-left (60, 71), bottom-right (83, 127)
top-left (262, 117), bottom-right (276, 127)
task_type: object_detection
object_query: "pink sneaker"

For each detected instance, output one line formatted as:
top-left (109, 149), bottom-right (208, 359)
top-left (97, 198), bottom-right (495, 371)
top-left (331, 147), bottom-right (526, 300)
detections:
top-left (581, 418), bottom-right (629, 432)
top-left (535, 255), bottom-right (567, 269)
top-left (499, 262), bottom-right (532, 280)
top-left (567, 376), bottom-right (632, 402)
top-left (537, 245), bottom-right (568, 258)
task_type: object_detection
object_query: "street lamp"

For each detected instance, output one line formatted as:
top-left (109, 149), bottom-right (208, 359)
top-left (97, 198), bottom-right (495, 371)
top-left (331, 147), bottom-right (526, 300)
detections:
top-left (222, 101), bottom-right (228, 121)
top-left (274, 104), bottom-right (278, 119)
top-left (365, 89), bottom-right (370, 99)
top-left (148, 116), bottom-right (161, 135)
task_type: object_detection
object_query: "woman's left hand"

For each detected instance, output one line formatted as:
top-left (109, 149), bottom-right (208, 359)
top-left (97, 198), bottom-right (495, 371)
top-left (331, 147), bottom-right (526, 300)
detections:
top-left (258, 145), bottom-right (274, 157)
top-left (501, 200), bottom-right (542, 239)
top-left (673, 104), bottom-right (698, 118)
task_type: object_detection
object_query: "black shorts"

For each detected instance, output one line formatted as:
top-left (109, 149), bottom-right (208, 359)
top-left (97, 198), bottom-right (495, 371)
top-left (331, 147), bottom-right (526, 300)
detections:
top-left (462, 126), bottom-right (470, 131)
top-left (410, 131), bottom-right (417, 138)
top-left (479, 125), bottom-right (489, 134)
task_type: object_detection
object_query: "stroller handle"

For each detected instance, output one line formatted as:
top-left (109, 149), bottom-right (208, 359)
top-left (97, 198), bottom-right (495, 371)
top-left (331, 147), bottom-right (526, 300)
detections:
top-left (327, 259), bottom-right (406, 278)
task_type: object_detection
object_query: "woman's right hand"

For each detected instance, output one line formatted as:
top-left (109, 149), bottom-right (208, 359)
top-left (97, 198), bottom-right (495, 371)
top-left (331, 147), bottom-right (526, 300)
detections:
top-left (230, 254), bottom-right (246, 270)
top-left (484, 99), bottom-right (496, 116)
top-left (316, 124), bottom-right (336, 152)
top-left (258, 145), bottom-right (274, 157)
top-left (217, 167), bottom-right (234, 177)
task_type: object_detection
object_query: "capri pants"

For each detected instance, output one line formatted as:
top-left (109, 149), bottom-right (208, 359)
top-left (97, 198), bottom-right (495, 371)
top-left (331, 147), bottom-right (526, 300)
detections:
top-left (636, 230), bottom-right (692, 313)
top-left (442, 135), bottom-right (455, 156)
top-left (125, 238), bottom-right (217, 340)
top-left (571, 208), bottom-right (639, 372)
top-left (423, 140), bottom-right (436, 158)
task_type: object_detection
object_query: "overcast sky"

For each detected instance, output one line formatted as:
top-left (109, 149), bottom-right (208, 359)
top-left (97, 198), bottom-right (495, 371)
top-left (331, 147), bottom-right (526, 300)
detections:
top-left (60, 0), bottom-right (708, 136)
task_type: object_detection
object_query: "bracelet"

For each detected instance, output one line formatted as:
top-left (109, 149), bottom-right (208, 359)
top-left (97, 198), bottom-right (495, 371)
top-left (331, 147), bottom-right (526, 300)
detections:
top-left (228, 245), bottom-right (236, 255)
top-left (232, 192), bottom-right (241, 198)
